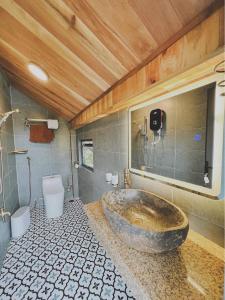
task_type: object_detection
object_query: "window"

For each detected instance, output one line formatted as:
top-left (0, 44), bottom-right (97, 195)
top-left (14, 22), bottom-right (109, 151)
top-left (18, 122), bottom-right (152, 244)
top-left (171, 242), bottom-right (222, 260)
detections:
top-left (81, 139), bottom-right (94, 170)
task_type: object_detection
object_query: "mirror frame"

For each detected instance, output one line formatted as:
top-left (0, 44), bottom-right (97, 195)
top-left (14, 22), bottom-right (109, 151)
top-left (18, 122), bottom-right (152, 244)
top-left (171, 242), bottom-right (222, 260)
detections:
top-left (129, 73), bottom-right (225, 197)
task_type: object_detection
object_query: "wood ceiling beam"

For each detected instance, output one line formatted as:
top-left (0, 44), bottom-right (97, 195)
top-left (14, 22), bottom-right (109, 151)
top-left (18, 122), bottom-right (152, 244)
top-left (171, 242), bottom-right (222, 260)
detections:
top-left (5, 66), bottom-right (78, 116)
top-left (82, 0), bottom-right (158, 59)
top-left (7, 70), bottom-right (76, 119)
top-left (63, 0), bottom-right (151, 67)
top-left (0, 39), bottom-right (85, 113)
top-left (0, 53), bottom-right (80, 117)
top-left (44, 0), bottom-right (128, 77)
top-left (0, 0), bottom-right (222, 123)
top-left (0, 0), bottom-right (109, 92)
top-left (63, 0), bottom-right (140, 70)
top-left (15, 0), bottom-right (127, 81)
top-left (71, 7), bottom-right (224, 128)
top-left (10, 77), bottom-right (75, 120)
top-left (0, 8), bottom-right (102, 102)
top-left (75, 0), bottom-right (225, 108)
top-left (13, 85), bottom-right (74, 120)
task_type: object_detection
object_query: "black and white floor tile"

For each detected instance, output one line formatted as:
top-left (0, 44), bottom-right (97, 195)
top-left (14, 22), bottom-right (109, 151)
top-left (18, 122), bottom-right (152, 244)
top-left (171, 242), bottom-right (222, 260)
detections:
top-left (0, 199), bottom-right (135, 300)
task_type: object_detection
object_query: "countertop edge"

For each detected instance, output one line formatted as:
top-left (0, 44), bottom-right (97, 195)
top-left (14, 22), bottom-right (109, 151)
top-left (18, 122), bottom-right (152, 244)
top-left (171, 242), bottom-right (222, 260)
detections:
top-left (188, 229), bottom-right (224, 262)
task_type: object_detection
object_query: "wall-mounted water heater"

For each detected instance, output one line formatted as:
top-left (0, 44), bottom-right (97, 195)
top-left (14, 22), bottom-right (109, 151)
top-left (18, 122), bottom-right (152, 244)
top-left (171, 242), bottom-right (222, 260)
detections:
top-left (150, 109), bottom-right (165, 144)
top-left (150, 109), bottom-right (164, 131)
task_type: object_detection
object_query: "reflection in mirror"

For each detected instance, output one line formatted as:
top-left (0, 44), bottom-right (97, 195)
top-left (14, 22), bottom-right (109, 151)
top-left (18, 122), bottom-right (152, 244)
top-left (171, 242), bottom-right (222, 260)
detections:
top-left (131, 83), bottom-right (216, 188)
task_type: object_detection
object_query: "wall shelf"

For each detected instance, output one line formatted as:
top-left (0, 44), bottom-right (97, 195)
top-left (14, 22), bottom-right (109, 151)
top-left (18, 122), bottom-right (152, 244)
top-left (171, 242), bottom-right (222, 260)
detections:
top-left (10, 149), bottom-right (28, 154)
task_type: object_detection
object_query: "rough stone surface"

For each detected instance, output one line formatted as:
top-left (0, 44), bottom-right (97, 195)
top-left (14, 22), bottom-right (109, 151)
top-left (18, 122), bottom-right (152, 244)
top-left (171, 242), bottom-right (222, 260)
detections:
top-left (101, 189), bottom-right (189, 253)
top-left (85, 201), bottom-right (224, 300)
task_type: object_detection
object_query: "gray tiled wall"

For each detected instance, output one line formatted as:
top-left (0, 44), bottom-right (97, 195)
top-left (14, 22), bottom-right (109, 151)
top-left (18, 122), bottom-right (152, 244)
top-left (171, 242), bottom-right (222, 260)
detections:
top-left (131, 85), bottom-right (211, 187)
top-left (76, 110), bottom-right (129, 203)
top-left (0, 69), bottom-right (19, 267)
top-left (11, 88), bottom-right (78, 207)
top-left (76, 107), bottom-right (224, 246)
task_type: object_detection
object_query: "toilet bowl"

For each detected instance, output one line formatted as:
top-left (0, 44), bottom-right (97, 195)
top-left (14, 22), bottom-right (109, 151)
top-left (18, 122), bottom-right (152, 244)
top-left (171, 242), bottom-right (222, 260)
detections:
top-left (42, 175), bottom-right (64, 218)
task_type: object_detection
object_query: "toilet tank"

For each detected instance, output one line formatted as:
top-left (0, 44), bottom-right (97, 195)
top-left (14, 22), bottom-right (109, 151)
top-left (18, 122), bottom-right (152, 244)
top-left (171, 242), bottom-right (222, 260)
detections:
top-left (42, 175), bottom-right (64, 194)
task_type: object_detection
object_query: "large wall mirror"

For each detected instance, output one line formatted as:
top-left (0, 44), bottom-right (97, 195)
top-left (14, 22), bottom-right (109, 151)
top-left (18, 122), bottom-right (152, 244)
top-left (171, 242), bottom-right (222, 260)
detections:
top-left (129, 75), bottom-right (225, 196)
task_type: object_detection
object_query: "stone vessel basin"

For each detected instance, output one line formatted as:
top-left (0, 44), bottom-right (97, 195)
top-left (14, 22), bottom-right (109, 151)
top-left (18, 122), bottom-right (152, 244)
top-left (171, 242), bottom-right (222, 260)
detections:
top-left (101, 189), bottom-right (189, 253)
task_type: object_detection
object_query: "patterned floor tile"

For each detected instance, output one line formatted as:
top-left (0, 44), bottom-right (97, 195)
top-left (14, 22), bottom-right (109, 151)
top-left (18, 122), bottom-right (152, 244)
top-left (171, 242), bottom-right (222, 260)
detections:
top-left (0, 199), bottom-right (135, 299)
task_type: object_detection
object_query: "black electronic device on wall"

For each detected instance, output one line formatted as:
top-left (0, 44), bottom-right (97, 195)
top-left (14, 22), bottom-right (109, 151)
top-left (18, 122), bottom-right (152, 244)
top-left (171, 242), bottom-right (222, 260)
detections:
top-left (150, 109), bottom-right (164, 131)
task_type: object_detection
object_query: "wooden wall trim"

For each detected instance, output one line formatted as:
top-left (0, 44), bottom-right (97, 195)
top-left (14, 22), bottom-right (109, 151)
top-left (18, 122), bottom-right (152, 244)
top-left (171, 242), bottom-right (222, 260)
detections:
top-left (71, 7), bottom-right (224, 129)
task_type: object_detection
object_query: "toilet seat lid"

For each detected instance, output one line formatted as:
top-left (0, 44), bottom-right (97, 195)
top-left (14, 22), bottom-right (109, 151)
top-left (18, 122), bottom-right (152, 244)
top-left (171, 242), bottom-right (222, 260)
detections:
top-left (42, 175), bottom-right (64, 193)
top-left (12, 206), bottom-right (30, 219)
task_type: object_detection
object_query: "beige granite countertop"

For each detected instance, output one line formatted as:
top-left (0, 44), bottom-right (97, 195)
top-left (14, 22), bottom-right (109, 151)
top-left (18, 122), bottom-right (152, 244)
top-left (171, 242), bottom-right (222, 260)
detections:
top-left (85, 201), bottom-right (224, 300)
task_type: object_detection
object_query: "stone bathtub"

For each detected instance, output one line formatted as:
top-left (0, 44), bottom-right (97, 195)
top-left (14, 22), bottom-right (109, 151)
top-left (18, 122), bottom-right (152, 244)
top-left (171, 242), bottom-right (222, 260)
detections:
top-left (101, 189), bottom-right (189, 253)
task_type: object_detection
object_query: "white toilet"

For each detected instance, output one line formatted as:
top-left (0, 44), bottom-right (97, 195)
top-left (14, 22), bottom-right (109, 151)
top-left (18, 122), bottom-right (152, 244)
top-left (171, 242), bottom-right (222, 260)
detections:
top-left (42, 175), bottom-right (64, 218)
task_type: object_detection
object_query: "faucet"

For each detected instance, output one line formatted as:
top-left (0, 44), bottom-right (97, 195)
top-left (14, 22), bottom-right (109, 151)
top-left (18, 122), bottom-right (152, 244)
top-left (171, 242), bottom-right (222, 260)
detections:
top-left (0, 208), bottom-right (11, 222)
top-left (124, 168), bottom-right (131, 189)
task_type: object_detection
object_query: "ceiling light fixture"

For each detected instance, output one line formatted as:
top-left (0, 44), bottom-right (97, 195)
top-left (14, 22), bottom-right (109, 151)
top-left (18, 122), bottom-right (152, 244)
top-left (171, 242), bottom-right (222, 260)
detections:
top-left (28, 63), bottom-right (48, 82)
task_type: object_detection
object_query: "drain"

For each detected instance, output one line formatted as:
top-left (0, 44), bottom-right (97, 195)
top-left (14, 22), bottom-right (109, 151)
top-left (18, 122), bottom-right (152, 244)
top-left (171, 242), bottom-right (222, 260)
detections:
top-left (69, 199), bottom-right (74, 203)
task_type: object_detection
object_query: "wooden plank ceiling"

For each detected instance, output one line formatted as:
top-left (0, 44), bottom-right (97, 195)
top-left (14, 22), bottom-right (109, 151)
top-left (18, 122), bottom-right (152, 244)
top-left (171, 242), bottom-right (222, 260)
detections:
top-left (0, 0), bottom-right (221, 120)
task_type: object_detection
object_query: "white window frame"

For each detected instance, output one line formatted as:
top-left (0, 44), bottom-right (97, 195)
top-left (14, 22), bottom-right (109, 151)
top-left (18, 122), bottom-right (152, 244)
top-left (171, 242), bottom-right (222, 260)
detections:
top-left (80, 139), bottom-right (94, 171)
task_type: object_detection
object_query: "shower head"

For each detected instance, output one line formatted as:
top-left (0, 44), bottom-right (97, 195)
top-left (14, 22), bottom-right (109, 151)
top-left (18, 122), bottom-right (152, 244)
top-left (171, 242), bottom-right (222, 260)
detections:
top-left (0, 109), bottom-right (20, 127)
top-left (0, 109), bottom-right (20, 116)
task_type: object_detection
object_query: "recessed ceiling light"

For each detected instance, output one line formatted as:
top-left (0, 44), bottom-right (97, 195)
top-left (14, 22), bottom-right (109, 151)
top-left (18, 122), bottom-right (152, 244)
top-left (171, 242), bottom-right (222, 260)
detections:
top-left (28, 63), bottom-right (48, 81)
